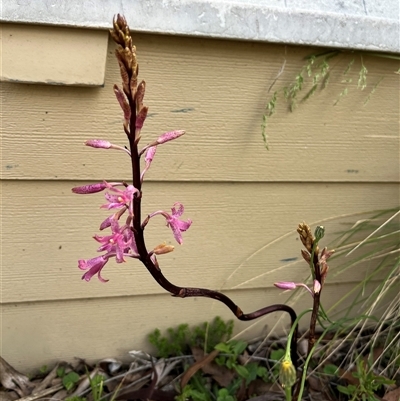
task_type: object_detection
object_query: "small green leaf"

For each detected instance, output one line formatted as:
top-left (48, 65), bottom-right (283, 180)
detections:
top-left (337, 385), bottom-right (352, 395)
top-left (39, 365), bottom-right (48, 374)
top-left (257, 366), bottom-right (268, 379)
top-left (270, 349), bottom-right (285, 361)
top-left (62, 372), bottom-right (80, 391)
top-left (90, 374), bottom-right (103, 386)
top-left (234, 365), bottom-right (250, 379)
top-left (217, 388), bottom-right (235, 401)
top-left (323, 364), bottom-right (338, 376)
top-left (190, 390), bottom-right (209, 401)
top-left (214, 343), bottom-right (231, 353)
top-left (232, 340), bottom-right (247, 356)
top-left (57, 366), bottom-right (66, 378)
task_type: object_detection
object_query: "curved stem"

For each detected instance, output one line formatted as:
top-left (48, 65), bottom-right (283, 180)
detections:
top-left (140, 254), bottom-right (298, 368)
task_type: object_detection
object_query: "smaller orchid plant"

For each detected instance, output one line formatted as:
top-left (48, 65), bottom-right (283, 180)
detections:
top-left (72, 15), bottom-right (335, 400)
top-left (275, 223), bottom-right (335, 399)
top-left (275, 223), bottom-right (334, 355)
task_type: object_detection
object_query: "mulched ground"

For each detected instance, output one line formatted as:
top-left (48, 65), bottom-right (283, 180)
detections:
top-left (1, 328), bottom-right (399, 401)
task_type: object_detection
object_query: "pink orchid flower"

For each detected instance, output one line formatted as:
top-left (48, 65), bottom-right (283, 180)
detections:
top-left (78, 255), bottom-right (110, 282)
top-left (94, 220), bottom-right (130, 263)
top-left (149, 202), bottom-right (192, 244)
top-left (101, 184), bottom-right (138, 215)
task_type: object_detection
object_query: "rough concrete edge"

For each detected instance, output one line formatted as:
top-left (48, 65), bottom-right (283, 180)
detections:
top-left (1, 0), bottom-right (399, 53)
top-left (0, 76), bottom-right (106, 87)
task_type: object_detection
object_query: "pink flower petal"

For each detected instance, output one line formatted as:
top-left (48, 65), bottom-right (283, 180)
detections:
top-left (78, 256), bottom-right (109, 282)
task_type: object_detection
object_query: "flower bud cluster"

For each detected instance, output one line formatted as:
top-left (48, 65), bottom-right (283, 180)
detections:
top-left (274, 223), bottom-right (334, 298)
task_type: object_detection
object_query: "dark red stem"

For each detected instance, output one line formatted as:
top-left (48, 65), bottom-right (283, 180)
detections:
top-left (308, 250), bottom-right (322, 354)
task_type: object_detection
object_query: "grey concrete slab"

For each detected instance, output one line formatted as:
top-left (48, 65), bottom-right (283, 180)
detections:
top-left (1, 0), bottom-right (399, 53)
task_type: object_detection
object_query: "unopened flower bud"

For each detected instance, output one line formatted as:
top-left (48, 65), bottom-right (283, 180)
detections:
top-left (274, 282), bottom-right (297, 290)
top-left (150, 254), bottom-right (160, 270)
top-left (136, 80), bottom-right (146, 109)
top-left (320, 260), bottom-right (330, 286)
top-left (140, 146), bottom-right (157, 182)
top-left (301, 249), bottom-right (311, 263)
top-left (72, 182), bottom-right (108, 194)
top-left (313, 279), bottom-right (321, 294)
top-left (85, 139), bottom-right (112, 149)
top-left (320, 247), bottom-right (335, 261)
top-left (145, 146), bottom-right (157, 164)
top-left (297, 222), bottom-right (313, 252)
top-left (114, 85), bottom-right (131, 121)
top-left (136, 106), bottom-right (148, 129)
top-left (157, 130), bottom-right (185, 144)
top-left (314, 226), bottom-right (325, 242)
top-left (116, 14), bottom-right (126, 30)
top-left (153, 243), bottom-right (175, 255)
top-left (279, 358), bottom-right (297, 388)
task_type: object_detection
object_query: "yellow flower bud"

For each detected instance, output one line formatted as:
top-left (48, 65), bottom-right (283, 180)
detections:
top-left (153, 243), bottom-right (175, 255)
top-left (279, 358), bottom-right (297, 388)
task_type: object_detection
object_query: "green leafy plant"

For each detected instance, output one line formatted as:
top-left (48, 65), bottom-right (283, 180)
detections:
top-left (39, 365), bottom-right (48, 374)
top-left (149, 316), bottom-right (234, 358)
top-left (216, 388), bottom-right (236, 401)
top-left (61, 372), bottom-right (80, 392)
top-left (212, 341), bottom-right (268, 396)
top-left (149, 324), bottom-right (190, 358)
top-left (149, 320), bottom-right (272, 400)
top-left (89, 373), bottom-right (105, 401)
top-left (193, 317), bottom-right (234, 354)
top-left (337, 359), bottom-right (395, 401)
top-left (175, 384), bottom-right (211, 401)
top-left (214, 340), bottom-right (268, 387)
top-left (269, 348), bottom-right (285, 380)
top-left (60, 367), bottom-right (105, 401)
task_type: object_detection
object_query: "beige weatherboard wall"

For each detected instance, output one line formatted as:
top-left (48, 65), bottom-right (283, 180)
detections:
top-left (1, 1), bottom-right (399, 371)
